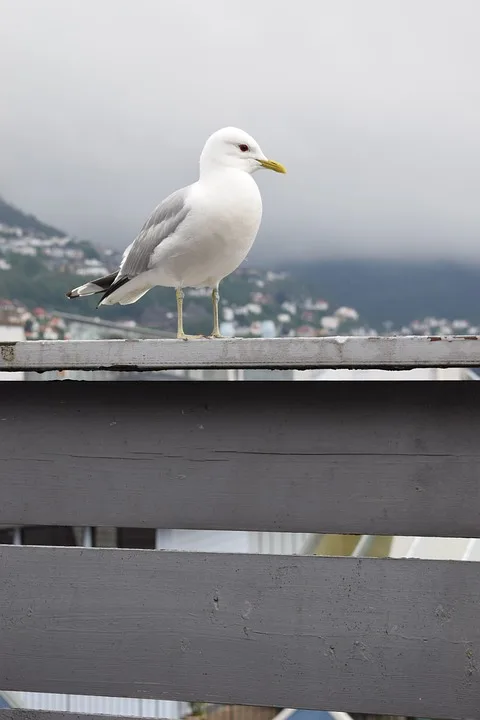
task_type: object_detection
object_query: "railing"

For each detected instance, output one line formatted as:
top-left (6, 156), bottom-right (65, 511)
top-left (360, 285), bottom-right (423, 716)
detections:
top-left (4, 527), bottom-right (312, 719)
top-left (2, 335), bottom-right (480, 371)
top-left (2, 337), bottom-right (480, 720)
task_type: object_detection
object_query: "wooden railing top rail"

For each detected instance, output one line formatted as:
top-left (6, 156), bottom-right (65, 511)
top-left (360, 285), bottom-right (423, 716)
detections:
top-left (1, 335), bottom-right (480, 371)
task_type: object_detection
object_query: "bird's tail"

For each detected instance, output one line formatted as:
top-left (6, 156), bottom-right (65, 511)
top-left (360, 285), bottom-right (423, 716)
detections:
top-left (66, 272), bottom-right (119, 299)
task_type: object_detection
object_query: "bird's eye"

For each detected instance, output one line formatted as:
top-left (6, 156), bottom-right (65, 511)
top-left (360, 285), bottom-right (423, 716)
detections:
top-left (239, 144), bottom-right (249, 152)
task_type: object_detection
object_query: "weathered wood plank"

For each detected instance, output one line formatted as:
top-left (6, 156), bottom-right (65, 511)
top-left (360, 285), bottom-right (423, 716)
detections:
top-left (0, 710), bottom-right (275, 720)
top-left (0, 715), bottom-right (159, 720)
top-left (2, 382), bottom-right (480, 537)
top-left (1, 336), bottom-right (480, 371)
top-left (1, 546), bottom-right (479, 719)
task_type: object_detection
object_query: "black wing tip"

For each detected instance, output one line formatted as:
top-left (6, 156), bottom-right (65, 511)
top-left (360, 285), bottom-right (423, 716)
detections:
top-left (98, 276), bottom-right (130, 306)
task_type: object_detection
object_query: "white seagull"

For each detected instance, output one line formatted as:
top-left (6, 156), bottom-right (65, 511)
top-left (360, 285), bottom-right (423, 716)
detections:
top-left (67, 127), bottom-right (286, 339)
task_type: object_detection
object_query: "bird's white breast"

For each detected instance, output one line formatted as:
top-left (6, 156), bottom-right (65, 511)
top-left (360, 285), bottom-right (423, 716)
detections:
top-left (150, 169), bottom-right (263, 288)
top-left (193, 169), bottom-right (262, 244)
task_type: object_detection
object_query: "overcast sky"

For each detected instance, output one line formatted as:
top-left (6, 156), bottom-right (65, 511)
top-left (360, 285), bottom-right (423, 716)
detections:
top-left (1, 0), bottom-right (480, 261)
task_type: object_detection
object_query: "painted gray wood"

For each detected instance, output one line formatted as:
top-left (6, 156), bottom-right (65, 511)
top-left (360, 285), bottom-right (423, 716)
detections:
top-left (0, 714), bottom-right (158, 720)
top-left (1, 335), bottom-right (480, 371)
top-left (1, 545), bottom-right (480, 719)
top-left (2, 382), bottom-right (480, 537)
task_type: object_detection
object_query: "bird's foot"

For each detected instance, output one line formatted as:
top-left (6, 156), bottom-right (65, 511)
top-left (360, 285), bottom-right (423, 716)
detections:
top-left (177, 332), bottom-right (205, 341)
top-left (208, 331), bottom-right (224, 339)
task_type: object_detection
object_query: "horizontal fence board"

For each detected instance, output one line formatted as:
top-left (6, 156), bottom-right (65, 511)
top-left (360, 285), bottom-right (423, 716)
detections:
top-left (0, 714), bottom-right (159, 720)
top-left (2, 382), bottom-right (480, 537)
top-left (1, 546), bottom-right (480, 719)
top-left (2, 336), bottom-right (480, 371)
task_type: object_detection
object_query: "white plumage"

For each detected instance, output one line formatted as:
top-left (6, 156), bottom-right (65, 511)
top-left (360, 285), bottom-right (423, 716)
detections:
top-left (67, 127), bottom-right (286, 338)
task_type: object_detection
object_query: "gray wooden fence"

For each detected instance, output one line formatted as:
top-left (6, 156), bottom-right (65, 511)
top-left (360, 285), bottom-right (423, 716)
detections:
top-left (2, 338), bottom-right (480, 720)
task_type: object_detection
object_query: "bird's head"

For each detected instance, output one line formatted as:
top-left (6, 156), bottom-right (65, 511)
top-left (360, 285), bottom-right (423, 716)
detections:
top-left (200, 127), bottom-right (286, 176)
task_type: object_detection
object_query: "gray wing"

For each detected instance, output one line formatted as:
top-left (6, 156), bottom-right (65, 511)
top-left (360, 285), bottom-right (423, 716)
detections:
top-left (119, 187), bottom-right (191, 278)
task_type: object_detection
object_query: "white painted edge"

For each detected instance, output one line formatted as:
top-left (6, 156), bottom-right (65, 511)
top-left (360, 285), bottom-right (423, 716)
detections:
top-left (1, 336), bottom-right (480, 371)
top-left (463, 538), bottom-right (477, 561)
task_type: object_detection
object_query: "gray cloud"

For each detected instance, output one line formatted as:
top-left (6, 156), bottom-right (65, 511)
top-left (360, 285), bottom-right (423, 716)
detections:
top-left (1, 0), bottom-right (480, 260)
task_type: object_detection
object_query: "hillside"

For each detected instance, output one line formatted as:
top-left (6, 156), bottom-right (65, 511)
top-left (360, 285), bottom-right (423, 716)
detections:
top-left (286, 258), bottom-right (480, 328)
top-left (0, 252), bottom-right (334, 336)
top-left (0, 195), bottom-right (65, 238)
top-left (2, 193), bottom-right (480, 335)
top-left (0, 194), bottom-right (361, 336)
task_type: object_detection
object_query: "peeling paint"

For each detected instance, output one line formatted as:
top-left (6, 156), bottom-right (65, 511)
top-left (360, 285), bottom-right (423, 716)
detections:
top-left (3, 336), bottom-right (480, 372)
top-left (0, 343), bottom-right (16, 363)
top-left (428, 335), bottom-right (480, 343)
top-left (466, 645), bottom-right (477, 676)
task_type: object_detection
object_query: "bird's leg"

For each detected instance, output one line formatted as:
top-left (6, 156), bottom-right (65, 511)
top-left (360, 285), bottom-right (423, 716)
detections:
top-left (210, 286), bottom-right (223, 338)
top-left (176, 288), bottom-right (188, 339)
top-left (176, 287), bottom-right (203, 340)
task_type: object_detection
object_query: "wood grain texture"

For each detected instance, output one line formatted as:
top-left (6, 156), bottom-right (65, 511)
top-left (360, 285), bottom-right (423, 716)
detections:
top-left (2, 335), bottom-right (480, 371)
top-left (2, 381), bottom-right (480, 537)
top-left (1, 545), bottom-right (480, 719)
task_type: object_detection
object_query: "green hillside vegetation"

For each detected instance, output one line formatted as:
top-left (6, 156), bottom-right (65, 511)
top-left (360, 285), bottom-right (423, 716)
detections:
top-left (4, 249), bottom-right (480, 333)
top-left (0, 195), bottom-right (65, 237)
top-left (1, 251), bottom-right (174, 322)
top-left (0, 252), bottom-right (311, 334)
top-left (287, 258), bottom-right (480, 327)
top-left (4, 192), bottom-right (480, 330)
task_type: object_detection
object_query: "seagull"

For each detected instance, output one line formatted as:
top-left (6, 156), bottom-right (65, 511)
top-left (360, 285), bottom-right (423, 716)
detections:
top-left (66, 127), bottom-right (286, 339)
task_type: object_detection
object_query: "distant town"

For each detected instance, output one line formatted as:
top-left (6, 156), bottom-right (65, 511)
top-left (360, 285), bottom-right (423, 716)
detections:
top-left (1, 197), bottom-right (479, 341)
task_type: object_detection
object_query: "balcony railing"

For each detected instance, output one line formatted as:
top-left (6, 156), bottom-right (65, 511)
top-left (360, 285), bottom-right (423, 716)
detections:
top-left (2, 334), bottom-right (480, 371)
top-left (2, 337), bottom-right (480, 720)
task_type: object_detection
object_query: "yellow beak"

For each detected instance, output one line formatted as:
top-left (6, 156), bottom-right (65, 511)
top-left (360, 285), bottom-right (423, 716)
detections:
top-left (258, 158), bottom-right (287, 174)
